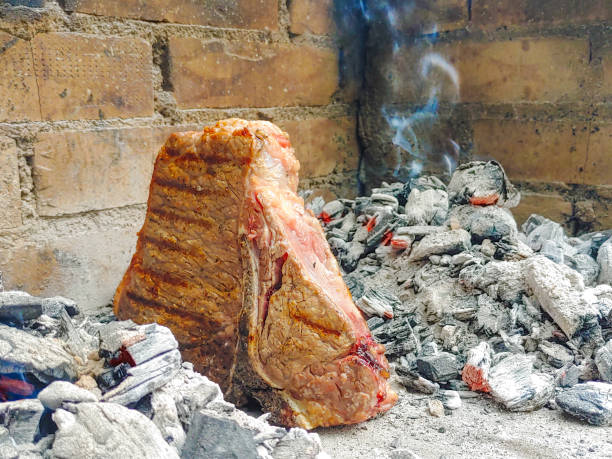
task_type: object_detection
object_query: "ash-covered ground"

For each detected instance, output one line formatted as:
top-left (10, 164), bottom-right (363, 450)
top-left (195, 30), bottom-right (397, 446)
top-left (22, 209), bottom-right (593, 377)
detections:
top-left (308, 161), bottom-right (612, 458)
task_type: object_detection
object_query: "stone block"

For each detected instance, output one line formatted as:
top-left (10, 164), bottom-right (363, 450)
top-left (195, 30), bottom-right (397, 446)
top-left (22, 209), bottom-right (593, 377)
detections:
top-left (289, 0), bottom-right (333, 35)
top-left (168, 38), bottom-right (338, 108)
top-left (472, 119), bottom-right (590, 185)
top-left (32, 127), bottom-right (172, 215)
top-left (64, 0), bottom-right (279, 30)
top-left (31, 33), bottom-right (153, 120)
top-left (0, 32), bottom-right (41, 122)
top-left (0, 221), bottom-right (143, 313)
top-left (0, 136), bottom-right (21, 229)
top-left (471, 0), bottom-right (611, 29)
top-left (392, 38), bottom-right (590, 104)
top-left (279, 117), bottom-right (359, 178)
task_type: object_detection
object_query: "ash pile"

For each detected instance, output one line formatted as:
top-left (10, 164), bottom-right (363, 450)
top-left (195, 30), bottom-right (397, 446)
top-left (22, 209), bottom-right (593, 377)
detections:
top-left (309, 161), bottom-right (612, 426)
top-left (0, 291), bottom-right (328, 458)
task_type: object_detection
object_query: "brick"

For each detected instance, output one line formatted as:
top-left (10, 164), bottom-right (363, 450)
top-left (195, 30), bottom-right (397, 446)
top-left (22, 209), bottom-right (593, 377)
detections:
top-left (512, 192), bottom-right (572, 228)
top-left (582, 123), bottom-right (612, 187)
top-left (0, 223), bottom-right (142, 312)
top-left (472, 0), bottom-right (611, 29)
top-left (32, 127), bottom-right (174, 216)
top-left (473, 119), bottom-right (588, 184)
top-left (289, 0), bottom-right (333, 35)
top-left (169, 38), bottom-right (338, 109)
top-left (400, 0), bottom-right (467, 33)
top-left (65, 0), bottom-right (278, 30)
top-left (31, 33), bottom-right (153, 121)
top-left (279, 117), bottom-right (359, 178)
top-left (393, 38), bottom-right (590, 104)
top-left (0, 137), bottom-right (22, 229)
top-left (0, 32), bottom-right (41, 122)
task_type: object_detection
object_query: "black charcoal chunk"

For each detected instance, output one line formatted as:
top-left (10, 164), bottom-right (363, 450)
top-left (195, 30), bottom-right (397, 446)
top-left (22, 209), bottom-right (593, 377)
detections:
top-left (416, 352), bottom-right (459, 382)
top-left (556, 382), bottom-right (612, 426)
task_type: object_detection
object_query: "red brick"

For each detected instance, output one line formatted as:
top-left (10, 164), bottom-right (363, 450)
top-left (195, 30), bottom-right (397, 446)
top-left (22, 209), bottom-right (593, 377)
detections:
top-left (512, 192), bottom-right (572, 228)
top-left (472, 0), bottom-right (611, 29)
top-left (0, 32), bottom-right (41, 122)
top-left (0, 224), bottom-right (141, 312)
top-left (32, 127), bottom-right (176, 216)
top-left (473, 119), bottom-right (588, 184)
top-left (393, 38), bottom-right (590, 104)
top-left (31, 33), bottom-right (153, 121)
top-left (289, 0), bottom-right (333, 35)
top-left (66, 0), bottom-right (278, 30)
top-left (279, 117), bottom-right (359, 178)
top-left (169, 38), bottom-right (338, 109)
top-left (0, 136), bottom-right (22, 229)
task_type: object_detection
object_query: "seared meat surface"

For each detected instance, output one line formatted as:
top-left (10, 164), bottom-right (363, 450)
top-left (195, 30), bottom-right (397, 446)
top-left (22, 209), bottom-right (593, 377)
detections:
top-left (115, 119), bottom-right (397, 428)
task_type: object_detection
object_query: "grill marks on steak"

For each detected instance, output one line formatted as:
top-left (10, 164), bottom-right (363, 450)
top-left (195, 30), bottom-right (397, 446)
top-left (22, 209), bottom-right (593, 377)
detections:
top-left (114, 119), bottom-right (396, 428)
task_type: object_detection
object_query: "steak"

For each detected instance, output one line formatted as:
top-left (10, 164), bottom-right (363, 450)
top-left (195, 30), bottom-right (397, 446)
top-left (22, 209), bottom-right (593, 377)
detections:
top-left (114, 119), bottom-right (397, 428)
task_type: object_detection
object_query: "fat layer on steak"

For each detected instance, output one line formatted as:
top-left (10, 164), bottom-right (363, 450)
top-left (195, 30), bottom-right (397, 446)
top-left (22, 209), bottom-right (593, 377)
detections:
top-left (114, 119), bottom-right (397, 429)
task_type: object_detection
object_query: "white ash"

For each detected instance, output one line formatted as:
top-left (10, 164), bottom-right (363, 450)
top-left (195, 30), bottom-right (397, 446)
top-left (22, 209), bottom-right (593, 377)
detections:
top-left (316, 161), bottom-right (612, 425)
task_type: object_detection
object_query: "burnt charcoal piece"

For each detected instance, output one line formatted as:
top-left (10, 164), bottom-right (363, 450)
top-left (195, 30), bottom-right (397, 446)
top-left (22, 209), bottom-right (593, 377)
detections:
top-left (181, 411), bottom-right (258, 459)
top-left (556, 382), bottom-right (612, 426)
top-left (447, 161), bottom-right (519, 208)
top-left (97, 363), bottom-right (130, 393)
top-left (0, 292), bottom-right (42, 325)
top-left (416, 352), bottom-right (459, 382)
top-left (114, 119), bottom-right (396, 429)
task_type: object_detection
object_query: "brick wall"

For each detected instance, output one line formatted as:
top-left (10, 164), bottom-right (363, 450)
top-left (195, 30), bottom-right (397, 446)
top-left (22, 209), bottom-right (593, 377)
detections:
top-left (0, 0), bottom-right (358, 310)
top-left (360, 0), bottom-right (611, 233)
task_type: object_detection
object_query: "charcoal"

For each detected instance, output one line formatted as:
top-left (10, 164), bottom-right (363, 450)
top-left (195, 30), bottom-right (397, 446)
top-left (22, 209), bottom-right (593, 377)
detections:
top-left (404, 189), bottom-right (448, 226)
top-left (343, 273), bottom-right (366, 300)
top-left (480, 239), bottom-right (496, 257)
top-left (372, 317), bottom-right (420, 357)
top-left (394, 225), bottom-right (444, 240)
top-left (38, 381), bottom-right (98, 410)
top-left (125, 324), bottom-right (178, 366)
top-left (416, 352), bottom-right (459, 382)
top-left (0, 399), bottom-right (44, 445)
top-left (523, 216), bottom-right (565, 252)
top-left (526, 256), bottom-right (598, 337)
top-left (594, 340), bottom-right (612, 382)
top-left (460, 260), bottom-right (528, 305)
top-left (540, 240), bottom-right (564, 264)
top-left (420, 276), bottom-right (478, 322)
top-left (341, 242), bottom-right (365, 273)
top-left (328, 228), bottom-right (349, 241)
top-left (304, 195), bottom-right (325, 216)
top-left (475, 294), bottom-right (508, 336)
top-left (401, 175), bottom-right (446, 204)
top-left (462, 342), bottom-right (492, 392)
top-left (449, 205), bottom-right (517, 243)
top-left (409, 229), bottom-right (471, 261)
top-left (0, 292), bottom-right (42, 324)
top-left (0, 324), bottom-right (76, 384)
top-left (538, 342), bottom-right (574, 368)
top-left (181, 411), bottom-right (257, 459)
top-left (371, 193), bottom-right (399, 212)
top-left (565, 253), bottom-right (600, 286)
top-left (321, 200), bottom-right (344, 219)
top-left (41, 296), bottom-right (80, 318)
top-left (437, 390), bottom-right (461, 410)
top-left (555, 382), bottom-right (612, 426)
top-left (557, 364), bottom-right (582, 388)
top-left (357, 288), bottom-right (400, 319)
top-left (51, 402), bottom-right (178, 458)
top-left (365, 207), bottom-right (397, 248)
top-left (271, 428), bottom-right (324, 459)
top-left (487, 354), bottom-right (554, 412)
top-left (151, 367), bottom-right (222, 453)
top-left (447, 161), bottom-right (519, 208)
top-left (97, 363), bottom-right (130, 392)
top-left (396, 371), bottom-right (439, 394)
top-left (102, 349), bottom-right (181, 406)
top-left (597, 238), bottom-right (612, 286)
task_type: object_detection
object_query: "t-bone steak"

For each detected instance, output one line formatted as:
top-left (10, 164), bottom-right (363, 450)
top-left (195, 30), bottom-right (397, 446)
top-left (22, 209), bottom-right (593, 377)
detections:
top-left (114, 119), bottom-right (397, 428)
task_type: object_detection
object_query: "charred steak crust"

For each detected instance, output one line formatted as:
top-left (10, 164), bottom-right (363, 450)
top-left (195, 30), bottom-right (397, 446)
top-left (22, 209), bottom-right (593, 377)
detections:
top-left (114, 119), bottom-right (397, 429)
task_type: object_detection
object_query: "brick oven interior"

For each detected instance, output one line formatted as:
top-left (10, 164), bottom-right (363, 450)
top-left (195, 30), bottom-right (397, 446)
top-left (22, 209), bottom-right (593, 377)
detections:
top-left (0, 1), bottom-right (611, 458)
